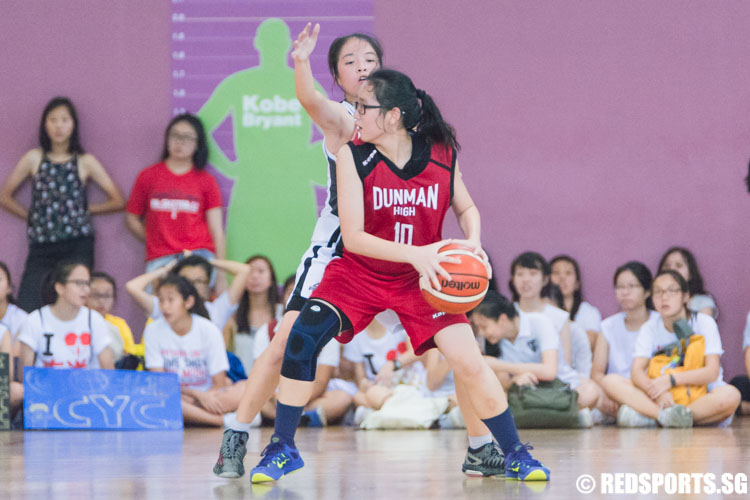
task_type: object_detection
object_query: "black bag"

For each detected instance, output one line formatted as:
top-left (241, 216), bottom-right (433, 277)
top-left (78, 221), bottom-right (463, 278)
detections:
top-left (507, 378), bottom-right (579, 428)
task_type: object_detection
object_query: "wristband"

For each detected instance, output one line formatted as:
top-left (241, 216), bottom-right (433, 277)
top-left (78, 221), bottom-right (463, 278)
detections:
top-left (393, 359), bottom-right (402, 371)
top-left (669, 374), bottom-right (677, 387)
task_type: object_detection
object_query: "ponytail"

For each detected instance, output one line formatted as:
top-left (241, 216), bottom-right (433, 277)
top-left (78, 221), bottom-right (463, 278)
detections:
top-left (367, 68), bottom-right (460, 151)
top-left (415, 89), bottom-right (460, 151)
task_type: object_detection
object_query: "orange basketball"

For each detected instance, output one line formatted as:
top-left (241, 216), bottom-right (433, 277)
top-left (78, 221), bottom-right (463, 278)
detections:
top-left (420, 243), bottom-right (490, 314)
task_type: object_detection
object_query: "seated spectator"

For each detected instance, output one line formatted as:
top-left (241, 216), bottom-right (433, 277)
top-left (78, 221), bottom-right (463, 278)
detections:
top-left (87, 271), bottom-right (139, 362)
top-left (728, 312), bottom-right (750, 416)
top-left (145, 274), bottom-right (245, 427)
top-left (344, 317), bottom-right (429, 426)
top-left (125, 113), bottom-right (227, 290)
top-left (1, 325), bottom-right (23, 417)
top-left (591, 261), bottom-right (657, 420)
top-left (16, 261), bottom-right (114, 376)
top-left (601, 271), bottom-right (740, 428)
top-left (471, 291), bottom-right (598, 426)
top-left (126, 253), bottom-right (249, 331)
top-left (550, 255), bottom-right (602, 350)
top-left (0, 262), bottom-right (29, 343)
top-left (658, 247), bottom-right (717, 318)
top-left (223, 256), bottom-right (283, 374)
top-left (509, 251), bottom-right (591, 379)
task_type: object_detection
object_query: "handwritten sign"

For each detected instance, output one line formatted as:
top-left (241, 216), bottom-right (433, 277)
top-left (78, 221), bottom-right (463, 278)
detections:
top-left (23, 368), bottom-right (183, 430)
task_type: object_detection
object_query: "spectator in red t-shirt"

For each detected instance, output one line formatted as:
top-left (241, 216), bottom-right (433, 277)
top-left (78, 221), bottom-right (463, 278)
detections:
top-left (126, 114), bottom-right (226, 289)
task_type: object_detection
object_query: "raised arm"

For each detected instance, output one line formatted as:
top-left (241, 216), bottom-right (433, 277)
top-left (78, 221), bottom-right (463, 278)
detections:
top-left (81, 154), bottom-right (126, 214)
top-left (0, 149), bottom-right (38, 220)
top-left (125, 260), bottom-right (177, 315)
top-left (292, 23), bottom-right (352, 152)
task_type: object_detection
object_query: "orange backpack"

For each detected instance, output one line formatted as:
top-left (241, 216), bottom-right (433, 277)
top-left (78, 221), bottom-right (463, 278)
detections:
top-left (646, 319), bottom-right (707, 405)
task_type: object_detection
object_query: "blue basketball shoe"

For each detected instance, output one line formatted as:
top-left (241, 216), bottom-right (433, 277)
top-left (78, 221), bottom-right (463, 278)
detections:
top-left (504, 443), bottom-right (550, 481)
top-left (250, 435), bottom-right (305, 483)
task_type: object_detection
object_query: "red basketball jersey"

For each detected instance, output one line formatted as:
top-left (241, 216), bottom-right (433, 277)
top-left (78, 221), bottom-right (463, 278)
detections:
top-left (343, 133), bottom-right (456, 278)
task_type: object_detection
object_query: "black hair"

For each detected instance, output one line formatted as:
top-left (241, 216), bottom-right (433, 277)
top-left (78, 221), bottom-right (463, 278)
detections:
top-left (39, 96), bottom-right (84, 155)
top-left (657, 246), bottom-right (707, 297)
top-left (485, 253), bottom-right (499, 293)
top-left (173, 255), bottom-right (213, 283)
top-left (550, 255), bottom-right (583, 321)
top-left (328, 33), bottom-right (384, 87)
top-left (91, 271), bottom-right (117, 301)
top-left (471, 290), bottom-right (518, 321)
top-left (652, 270), bottom-right (691, 317)
top-left (745, 159), bottom-right (750, 192)
top-left (367, 68), bottom-right (460, 151)
top-left (235, 255), bottom-right (280, 333)
top-left (160, 113), bottom-right (209, 169)
top-left (508, 251), bottom-right (551, 302)
top-left (41, 260), bottom-right (90, 306)
top-left (282, 273), bottom-right (296, 292)
top-left (613, 261), bottom-right (654, 310)
top-left (0, 262), bottom-right (16, 305)
top-left (155, 274), bottom-right (210, 320)
top-left (546, 282), bottom-right (565, 310)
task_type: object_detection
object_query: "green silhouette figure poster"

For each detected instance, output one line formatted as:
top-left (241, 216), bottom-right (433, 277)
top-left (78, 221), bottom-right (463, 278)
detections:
top-left (198, 19), bottom-right (326, 277)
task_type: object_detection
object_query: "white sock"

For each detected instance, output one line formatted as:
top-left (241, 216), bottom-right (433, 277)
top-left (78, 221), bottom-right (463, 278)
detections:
top-left (224, 412), bottom-right (251, 432)
top-left (468, 433), bottom-right (493, 450)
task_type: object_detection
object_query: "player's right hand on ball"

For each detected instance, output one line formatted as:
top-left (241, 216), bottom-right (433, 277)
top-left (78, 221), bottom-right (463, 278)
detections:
top-left (408, 240), bottom-right (460, 291)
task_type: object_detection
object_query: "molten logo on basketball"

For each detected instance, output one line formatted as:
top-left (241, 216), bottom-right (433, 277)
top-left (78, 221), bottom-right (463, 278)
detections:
top-left (439, 278), bottom-right (482, 291)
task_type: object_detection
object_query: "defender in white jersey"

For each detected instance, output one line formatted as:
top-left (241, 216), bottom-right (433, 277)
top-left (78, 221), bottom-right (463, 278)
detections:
top-left (213, 25), bottom-right (385, 478)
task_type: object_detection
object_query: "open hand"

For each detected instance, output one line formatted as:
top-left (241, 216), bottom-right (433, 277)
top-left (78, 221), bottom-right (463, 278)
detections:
top-left (291, 22), bottom-right (320, 63)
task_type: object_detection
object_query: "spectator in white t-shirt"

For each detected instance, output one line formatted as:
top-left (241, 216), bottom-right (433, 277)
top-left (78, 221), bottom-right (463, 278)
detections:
top-left (550, 255), bottom-right (602, 351)
top-left (17, 261), bottom-right (114, 376)
top-left (0, 261), bottom-right (29, 344)
top-left (509, 251), bottom-right (591, 379)
top-left (602, 271), bottom-right (740, 428)
top-left (223, 255), bottom-right (283, 374)
top-left (145, 274), bottom-right (244, 426)
top-left (591, 261), bottom-right (658, 419)
top-left (127, 253), bottom-right (249, 331)
top-left (658, 247), bottom-right (717, 318)
top-left (729, 312), bottom-right (750, 416)
top-left (471, 291), bottom-right (598, 424)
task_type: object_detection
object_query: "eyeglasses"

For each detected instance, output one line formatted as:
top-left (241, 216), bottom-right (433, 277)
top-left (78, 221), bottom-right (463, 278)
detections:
top-left (90, 293), bottom-right (114, 300)
top-left (66, 280), bottom-right (91, 288)
top-left (168, 132), bottom-right (198, 143)
top-left (354, 101), bottom-right (387, 115)
top-left (615, 284), bottom-right (642, 292)
top-left (652, 287), bottom-right (682, 298)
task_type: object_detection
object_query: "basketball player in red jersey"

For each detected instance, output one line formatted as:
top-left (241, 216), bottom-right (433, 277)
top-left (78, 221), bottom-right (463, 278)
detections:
top-left (249, 68), bottom-right (550, 484)
top-left (217, 24), bottom-right (506, 481)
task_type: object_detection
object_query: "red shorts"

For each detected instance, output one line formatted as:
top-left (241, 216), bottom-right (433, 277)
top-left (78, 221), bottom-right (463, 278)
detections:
top-left (310, 256), bottom-right (469, 355)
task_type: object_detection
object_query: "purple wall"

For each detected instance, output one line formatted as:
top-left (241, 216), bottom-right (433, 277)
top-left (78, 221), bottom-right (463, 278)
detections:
top-left (1, 1), bottom-right (749, 378)
top-left (0, 1), bottom-right (171, 336)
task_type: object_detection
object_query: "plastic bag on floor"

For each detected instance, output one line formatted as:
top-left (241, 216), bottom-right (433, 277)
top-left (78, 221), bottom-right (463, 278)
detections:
top-left (360, 385), bottom-right (449, 430)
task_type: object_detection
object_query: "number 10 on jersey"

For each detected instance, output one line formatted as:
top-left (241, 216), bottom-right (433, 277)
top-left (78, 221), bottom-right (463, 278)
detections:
top-left (394, 222), bottom-right (414, 245)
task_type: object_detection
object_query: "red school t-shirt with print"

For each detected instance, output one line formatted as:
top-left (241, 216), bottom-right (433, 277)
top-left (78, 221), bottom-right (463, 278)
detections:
top-left (126, 163), bottom-right (223, 261)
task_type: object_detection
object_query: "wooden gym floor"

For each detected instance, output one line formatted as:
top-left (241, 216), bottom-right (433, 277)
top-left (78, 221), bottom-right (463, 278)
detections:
top-left (2, 418), bottom-right (749, 499)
